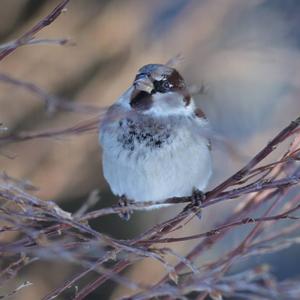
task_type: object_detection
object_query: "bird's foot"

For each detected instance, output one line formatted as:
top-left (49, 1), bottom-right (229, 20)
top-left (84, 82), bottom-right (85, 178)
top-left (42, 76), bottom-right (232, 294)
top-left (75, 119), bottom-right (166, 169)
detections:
top-left (184, 189), bottom-right (206, 219)
top-left (192, 188), bottom-right (206, 205)
top-left (118, 195), bottom-right (133, 221)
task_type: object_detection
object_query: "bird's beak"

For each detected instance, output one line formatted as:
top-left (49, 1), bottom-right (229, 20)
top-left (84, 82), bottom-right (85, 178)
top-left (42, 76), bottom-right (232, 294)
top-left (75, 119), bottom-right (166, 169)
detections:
top-left (133, 75), bottom-right (154, 94)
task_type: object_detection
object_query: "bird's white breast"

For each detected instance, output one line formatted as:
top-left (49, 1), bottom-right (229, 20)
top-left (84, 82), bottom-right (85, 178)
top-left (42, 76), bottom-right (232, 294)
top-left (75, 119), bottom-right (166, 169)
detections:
top-left (99, 114), bottom-right (212, 204)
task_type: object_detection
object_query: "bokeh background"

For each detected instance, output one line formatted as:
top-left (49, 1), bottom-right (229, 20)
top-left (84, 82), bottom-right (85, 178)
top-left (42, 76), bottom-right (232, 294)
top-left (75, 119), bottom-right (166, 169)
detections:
top-left (0, 0), bottom-right (300, 299)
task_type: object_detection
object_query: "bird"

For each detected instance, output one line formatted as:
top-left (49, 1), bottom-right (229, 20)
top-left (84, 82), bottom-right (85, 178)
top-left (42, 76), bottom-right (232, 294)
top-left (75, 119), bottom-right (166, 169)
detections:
top-left (99, 62), bottom-right (212, 219)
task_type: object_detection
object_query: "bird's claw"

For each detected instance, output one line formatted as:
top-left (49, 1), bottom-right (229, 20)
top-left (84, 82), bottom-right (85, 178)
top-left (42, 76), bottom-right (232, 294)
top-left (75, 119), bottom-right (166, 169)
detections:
top-left (184, 189), bottom-right (205, 219)
top-left (118, 196), bottom-right (133, 221)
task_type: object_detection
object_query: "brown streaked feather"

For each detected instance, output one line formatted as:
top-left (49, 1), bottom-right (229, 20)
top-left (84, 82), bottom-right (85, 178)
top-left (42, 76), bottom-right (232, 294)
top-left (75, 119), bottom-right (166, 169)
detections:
top-left (167, 69), bottom-right (192, 106)
top-left (167, 69), bottom-right (185, 90)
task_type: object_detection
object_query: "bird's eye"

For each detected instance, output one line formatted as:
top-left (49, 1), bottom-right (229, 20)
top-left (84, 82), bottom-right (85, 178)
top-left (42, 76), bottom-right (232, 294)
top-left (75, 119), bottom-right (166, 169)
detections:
top-left (153, 80), bottom-right (170, 93)
top-left (162, 81), bottom-right (170, 89)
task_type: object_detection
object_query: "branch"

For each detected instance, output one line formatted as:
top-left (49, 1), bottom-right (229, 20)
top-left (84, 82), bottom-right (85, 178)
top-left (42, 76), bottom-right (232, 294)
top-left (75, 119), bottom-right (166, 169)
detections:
top-left (0, 116), bottom-right (100, 145)
top-left (71, 117), bottom-right (300, 299)
top-left (140, 204), bottom-right (300, 244)
top-left (79, 175), bottom-right (300, 220)
top-left (0, 0), bottom-right (70, 61)
top-left (0, 73), bottom-right (101, 114)
top-left (1, 115), bottom-right (299, 300)
top-left (205, 116), bottom-right (300, 199)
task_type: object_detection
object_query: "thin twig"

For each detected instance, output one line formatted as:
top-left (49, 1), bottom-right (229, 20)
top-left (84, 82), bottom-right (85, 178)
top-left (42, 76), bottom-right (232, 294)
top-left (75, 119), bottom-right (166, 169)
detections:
top-left (0, 0), bottom-right (70, 61)
top-left (0, 73), bottom-right (101, 114)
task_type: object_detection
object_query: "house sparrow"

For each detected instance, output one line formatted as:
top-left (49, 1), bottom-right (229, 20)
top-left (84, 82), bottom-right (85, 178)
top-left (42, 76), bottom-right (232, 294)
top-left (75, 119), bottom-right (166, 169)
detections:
top-left (99, 63), bottom-right (212, 218)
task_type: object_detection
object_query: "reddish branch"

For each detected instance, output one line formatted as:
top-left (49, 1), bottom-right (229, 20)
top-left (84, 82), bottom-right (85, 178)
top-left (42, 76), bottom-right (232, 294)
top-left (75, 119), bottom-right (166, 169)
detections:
top-left (78, 175), bottom-right (300, 220)
top-left (0, 0), bottom-right (70, 61)
top-left (68, 116), bottom-right (300, 300)
top-left (1, 92), bottom-right (299, 299)
top-left (139, 203), bottom-right (300, 244)
top-left (206, 116), bottom-right (300, 199)
top-left (0, 115), bottom-right (299, 300)
top-left (151, 158), bottom-right (300, 298)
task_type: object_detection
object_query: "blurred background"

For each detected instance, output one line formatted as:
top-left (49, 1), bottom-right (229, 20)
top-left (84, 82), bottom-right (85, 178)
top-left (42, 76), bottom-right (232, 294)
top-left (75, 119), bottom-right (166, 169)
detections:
top-left (0, 0), bottom-right (300, 299)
